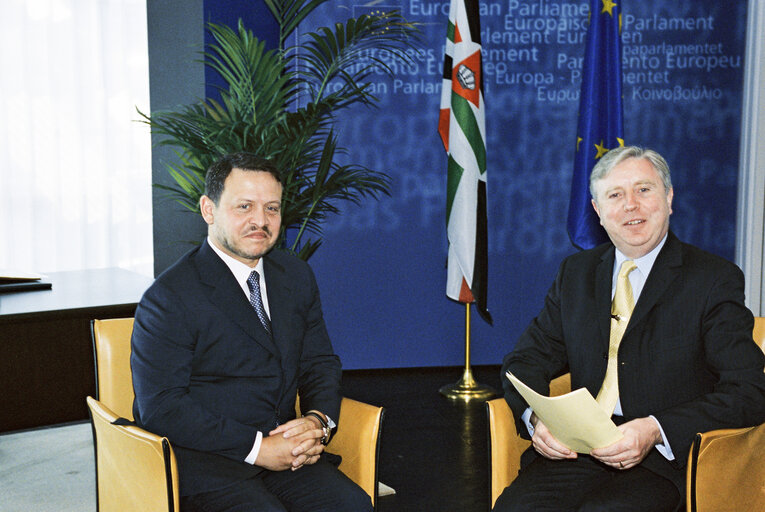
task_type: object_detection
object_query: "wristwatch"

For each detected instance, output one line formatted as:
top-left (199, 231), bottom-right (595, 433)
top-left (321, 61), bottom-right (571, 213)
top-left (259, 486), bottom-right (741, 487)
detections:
top-left (304, 411), bottom-right (331, 445)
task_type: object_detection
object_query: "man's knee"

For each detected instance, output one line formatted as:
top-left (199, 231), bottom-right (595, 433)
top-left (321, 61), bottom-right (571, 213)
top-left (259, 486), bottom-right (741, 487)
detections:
top-left (290, 465), bottom-right (372, 512)
top-left (491, 486), bottom-right (536, 512)
top-left (340, 493), bottom-right (373, 512)
top-left (329, 483), bottom-right (373, 512)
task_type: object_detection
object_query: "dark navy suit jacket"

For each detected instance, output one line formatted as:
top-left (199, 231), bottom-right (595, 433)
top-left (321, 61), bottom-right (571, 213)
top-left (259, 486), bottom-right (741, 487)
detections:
top-left (131, 240), bottom-right (342, 496)
top-left (502, 232), bottom-right (765, 491)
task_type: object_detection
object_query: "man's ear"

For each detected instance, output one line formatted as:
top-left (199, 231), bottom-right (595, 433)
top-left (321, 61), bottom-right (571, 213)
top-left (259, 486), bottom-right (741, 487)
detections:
top-left (666, 187), bottom-right (674, 215)
top-left (591, 199), bottom-right (603, 225)
top-left (200, 195), bottom-right (215, 226)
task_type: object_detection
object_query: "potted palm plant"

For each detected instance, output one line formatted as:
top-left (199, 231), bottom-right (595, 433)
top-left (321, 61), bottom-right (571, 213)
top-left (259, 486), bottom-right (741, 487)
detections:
top-left (141, 1), bottom-right (419, 260)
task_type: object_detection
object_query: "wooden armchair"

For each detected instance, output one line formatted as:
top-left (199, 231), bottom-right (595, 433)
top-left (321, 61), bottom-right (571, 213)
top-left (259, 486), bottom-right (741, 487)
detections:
top-left (487, 318), bottom-right (765, 511)
top-left (88, 317), bottom-right (384, 511)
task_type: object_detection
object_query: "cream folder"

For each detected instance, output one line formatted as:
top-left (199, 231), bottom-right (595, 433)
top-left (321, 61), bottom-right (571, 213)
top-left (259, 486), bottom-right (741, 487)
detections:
top-left (506, 372), bottom-right (624, 453)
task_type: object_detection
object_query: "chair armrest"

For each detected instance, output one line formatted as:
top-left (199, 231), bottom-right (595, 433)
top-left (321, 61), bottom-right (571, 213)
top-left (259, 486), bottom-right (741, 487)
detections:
top-left (327, 397), bottom-right (384, 505)
top-left (87, 396), bottom-right (179, 512)
top-left (487, 398), bottom-right (530, 509)
top-left (549, 373), bottom-right (571, 397)
top-left (686, 422), bottom-right (765, 512)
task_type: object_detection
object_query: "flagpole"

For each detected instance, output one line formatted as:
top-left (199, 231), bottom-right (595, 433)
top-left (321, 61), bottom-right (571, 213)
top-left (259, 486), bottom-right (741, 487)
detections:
top-left (439, 303), bottom-right (497, 401)
top-left (439, 0), bottom-right (493, 401)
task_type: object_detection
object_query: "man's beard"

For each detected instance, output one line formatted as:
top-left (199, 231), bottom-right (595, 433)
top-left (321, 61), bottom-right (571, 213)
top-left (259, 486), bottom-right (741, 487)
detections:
top-left (220, 228), bottom-right (276, 263)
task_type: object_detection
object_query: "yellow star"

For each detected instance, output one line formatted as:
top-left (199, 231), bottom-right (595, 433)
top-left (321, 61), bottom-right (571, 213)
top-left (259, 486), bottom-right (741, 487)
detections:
top-left (594, 140), bottom-right (609, 159)
top-left (616, 137), bottom-right (625, 148)
top-left (576, 136), bottom-right (583, 151)
top-left (601, 0), bottom-right (617, 17)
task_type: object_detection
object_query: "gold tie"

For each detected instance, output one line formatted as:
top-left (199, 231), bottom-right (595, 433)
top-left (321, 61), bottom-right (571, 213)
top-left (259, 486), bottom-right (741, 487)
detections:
top-left (596, 260), bottom-right (637, 415)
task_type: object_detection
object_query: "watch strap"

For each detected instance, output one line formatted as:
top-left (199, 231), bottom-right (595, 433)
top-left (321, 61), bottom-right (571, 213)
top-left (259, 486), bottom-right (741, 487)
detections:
top-left (303, 411), bottom-right (331, 445)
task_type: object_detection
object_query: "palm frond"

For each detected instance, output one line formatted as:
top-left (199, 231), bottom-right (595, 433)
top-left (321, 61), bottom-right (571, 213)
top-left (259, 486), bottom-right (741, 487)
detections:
top-left (264, 0), bottom-right (330, 49)
top-left (204, 21), bottom-right (297, 126)
top-left (155, 151), bottom-right (208, 212)
top-left (294, 11), bottom-right (420, 105)
top-left (141, 6), bottom-right (416, 259)
top-left (284, 130), bottom-right (390, 248)
top-left (292, 238), bottom-right (322, 260)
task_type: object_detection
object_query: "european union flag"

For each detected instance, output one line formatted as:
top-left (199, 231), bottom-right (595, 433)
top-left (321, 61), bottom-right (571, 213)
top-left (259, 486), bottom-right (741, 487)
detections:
top-left (567, 0), bottom-right (625, 250)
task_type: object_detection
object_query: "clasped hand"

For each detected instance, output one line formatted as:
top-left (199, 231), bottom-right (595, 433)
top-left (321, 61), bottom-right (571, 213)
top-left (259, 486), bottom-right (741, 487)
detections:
top-left (255, 416), bottom-right (326, 471)
top-left (531, 415), bottom-right (661, 470)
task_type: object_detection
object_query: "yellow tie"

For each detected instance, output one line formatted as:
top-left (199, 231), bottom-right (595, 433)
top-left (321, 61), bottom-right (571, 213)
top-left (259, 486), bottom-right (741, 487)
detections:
top-left (596, 260), bottom-right (637, 415)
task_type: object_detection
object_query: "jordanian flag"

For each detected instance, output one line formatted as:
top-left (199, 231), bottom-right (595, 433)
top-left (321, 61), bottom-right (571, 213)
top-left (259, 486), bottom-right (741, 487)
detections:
top-left (438, 0), bottom-right (491, 324)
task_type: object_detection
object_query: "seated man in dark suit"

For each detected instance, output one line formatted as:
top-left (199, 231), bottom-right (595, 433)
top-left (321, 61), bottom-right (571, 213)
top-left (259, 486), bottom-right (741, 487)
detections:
top-left (131, 152), bottom-right (372, 511)
top-left (495, 146), bottom-right (765, 512)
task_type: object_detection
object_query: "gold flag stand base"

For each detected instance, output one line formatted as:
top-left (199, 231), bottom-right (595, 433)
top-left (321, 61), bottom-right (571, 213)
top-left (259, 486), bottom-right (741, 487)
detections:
top-left (439, 367), bottom-right (497, 401)
top-left (439, 303), bottom-right (497, 402)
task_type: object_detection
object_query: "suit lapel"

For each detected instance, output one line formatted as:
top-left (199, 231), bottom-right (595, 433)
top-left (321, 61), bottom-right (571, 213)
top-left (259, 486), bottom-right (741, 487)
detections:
top-left (263, 254), bottom-right (292, 366)
top-left (195, 240), bottom-right (281, 358)
top-left (595, 247), bottom-right (616, 349)
top-left (624, 232), bottom-right (682, 339)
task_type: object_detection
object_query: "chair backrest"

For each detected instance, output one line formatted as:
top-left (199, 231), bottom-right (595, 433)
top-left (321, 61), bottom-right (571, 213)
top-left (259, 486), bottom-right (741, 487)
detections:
top-left (87, 396), bottom-right (179, 512)
top-left (486, 398), bottom-right (527, 508)
top-left (92, 317), bottom-right (136, 420)
top-left (753, 316), bottom-right (765, 355)
top-left (329, 397), bottom-right (384, 505)
top-left (686, 423), bottom-right (765, 512)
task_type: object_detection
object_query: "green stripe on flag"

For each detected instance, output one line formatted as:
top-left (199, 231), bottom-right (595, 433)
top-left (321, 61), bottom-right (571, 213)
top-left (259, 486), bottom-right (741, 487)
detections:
top-left (447, 21), bottom-right (455, 43)
top-left (446, 155), bottom-right (464, 225)
top-left (450, 94), bottom-right (486, 174)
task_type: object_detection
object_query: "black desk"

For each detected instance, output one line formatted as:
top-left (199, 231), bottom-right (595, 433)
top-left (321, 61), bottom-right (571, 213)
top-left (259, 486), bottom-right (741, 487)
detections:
top-left (0, 268), bottom-right (153, 432)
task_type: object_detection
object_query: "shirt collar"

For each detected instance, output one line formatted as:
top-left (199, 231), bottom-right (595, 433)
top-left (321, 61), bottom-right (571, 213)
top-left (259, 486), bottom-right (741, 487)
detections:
top-left (614, 233), bottom-right (668, 277)
top-left (207, 236), bottom-right (265, 286)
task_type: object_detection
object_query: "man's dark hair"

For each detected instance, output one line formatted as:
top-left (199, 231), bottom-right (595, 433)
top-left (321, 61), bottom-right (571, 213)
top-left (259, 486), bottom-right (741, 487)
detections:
top-left (204, 152), bottom-right (282, 205)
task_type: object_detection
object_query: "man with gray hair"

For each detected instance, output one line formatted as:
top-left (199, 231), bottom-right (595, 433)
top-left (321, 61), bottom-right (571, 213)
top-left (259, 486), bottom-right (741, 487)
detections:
top-left (495, 146), bottom-right (765, 511)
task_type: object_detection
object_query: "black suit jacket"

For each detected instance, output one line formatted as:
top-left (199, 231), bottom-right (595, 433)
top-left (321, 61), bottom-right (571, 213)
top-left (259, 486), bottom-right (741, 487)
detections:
top-left (502, 232), bottom-right (765, 490)
top-left (131, 240), bottom-right (342, 496)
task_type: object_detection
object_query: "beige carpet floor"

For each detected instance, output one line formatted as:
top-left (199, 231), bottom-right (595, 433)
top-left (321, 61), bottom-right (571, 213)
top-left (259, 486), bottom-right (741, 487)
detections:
top-left (0, 421), bottom-right (95, 512)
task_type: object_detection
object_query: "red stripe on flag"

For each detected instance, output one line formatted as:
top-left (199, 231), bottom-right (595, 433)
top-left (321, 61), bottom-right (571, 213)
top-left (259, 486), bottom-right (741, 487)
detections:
top-left (459, 278), bottom-right (475, 303)
top-left (438, 108), bottom-right (450, 151)
top-left (454, 24), bottom-right (462, 43)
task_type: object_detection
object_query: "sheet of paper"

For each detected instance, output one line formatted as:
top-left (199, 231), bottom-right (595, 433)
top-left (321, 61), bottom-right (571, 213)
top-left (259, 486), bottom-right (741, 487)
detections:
top-left (506, 371), bottom-right (624, 453)
top-left (0, 270), bottom-right (45, 282)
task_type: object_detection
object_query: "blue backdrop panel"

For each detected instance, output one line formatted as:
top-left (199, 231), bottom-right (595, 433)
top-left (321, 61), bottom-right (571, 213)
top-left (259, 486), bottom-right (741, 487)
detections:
top-left (206, 1), bottom-right (747, 369)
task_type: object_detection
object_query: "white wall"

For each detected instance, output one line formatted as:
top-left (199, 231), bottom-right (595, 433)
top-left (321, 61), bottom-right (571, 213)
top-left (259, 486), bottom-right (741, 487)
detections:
top-left (737, 0), bottom-right (765, 316)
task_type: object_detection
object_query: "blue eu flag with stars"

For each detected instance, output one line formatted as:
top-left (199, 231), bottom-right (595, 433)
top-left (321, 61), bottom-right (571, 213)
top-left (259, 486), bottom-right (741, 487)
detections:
top-left (567, 0), bottom-right (625, 250)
